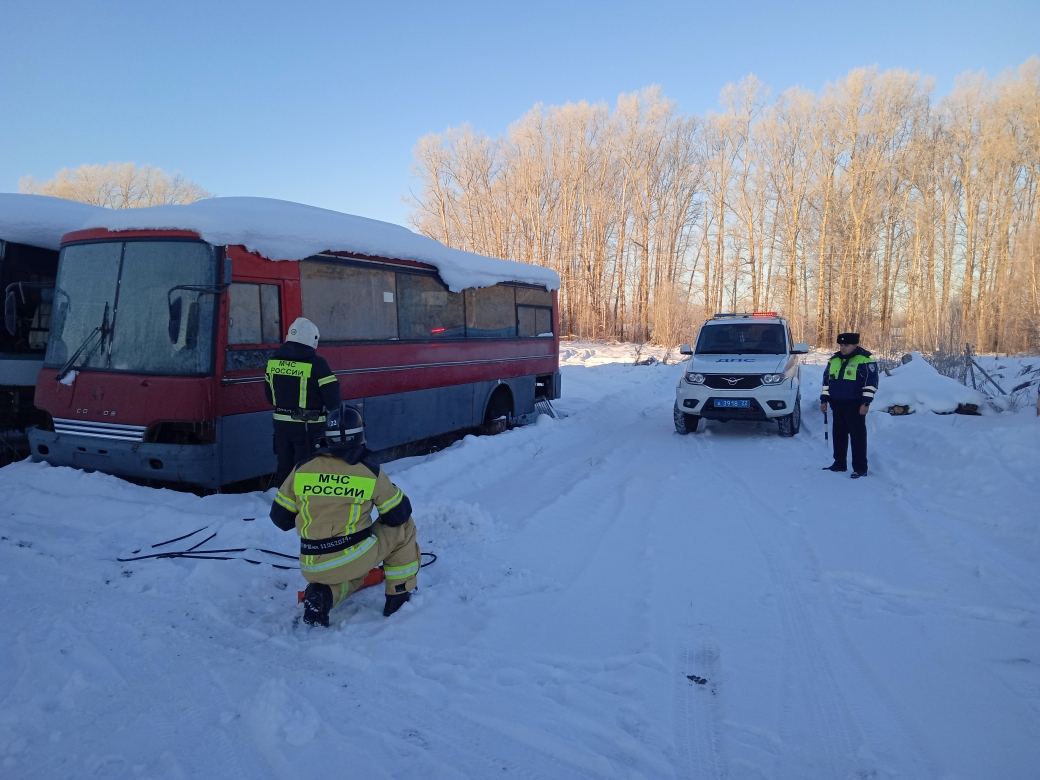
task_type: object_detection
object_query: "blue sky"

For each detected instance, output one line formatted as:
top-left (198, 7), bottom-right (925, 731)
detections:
top-left (3, 0), bottom-right (1037, 226)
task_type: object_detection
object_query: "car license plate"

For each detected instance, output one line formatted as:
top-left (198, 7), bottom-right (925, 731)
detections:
top-left (714, 399), bottom-right (751, 408)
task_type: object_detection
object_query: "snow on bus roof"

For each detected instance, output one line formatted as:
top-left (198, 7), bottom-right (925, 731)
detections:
top-left (79, 197), bottom-right (561, 292)
top-left (0, 193), bottom-right (106, 251)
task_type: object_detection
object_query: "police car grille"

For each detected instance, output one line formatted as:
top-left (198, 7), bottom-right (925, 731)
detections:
top-left (703, 375), bottom-right (762, 390)
top-left (53, 418), bottom-right (147, 442)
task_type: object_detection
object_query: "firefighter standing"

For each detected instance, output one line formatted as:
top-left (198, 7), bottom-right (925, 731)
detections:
top-left (820, 332), bottom-right (878, 478)
top-left (265, 317), bottom-right (341, 486)
top-left (269, 403), bottom-right (421, 626)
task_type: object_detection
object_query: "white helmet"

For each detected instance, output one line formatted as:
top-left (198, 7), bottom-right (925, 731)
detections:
top-left (286, 317), bottom-right (319, 349)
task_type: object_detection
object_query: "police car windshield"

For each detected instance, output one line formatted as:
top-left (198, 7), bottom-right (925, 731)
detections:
top-left (695, 323), bottom-right (787, 355)
top-left (44, 240), bottom-right (218, 376)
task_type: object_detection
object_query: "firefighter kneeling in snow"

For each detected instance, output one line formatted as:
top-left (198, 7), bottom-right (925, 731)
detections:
top-left (268, 403), bottom-right (420, 626)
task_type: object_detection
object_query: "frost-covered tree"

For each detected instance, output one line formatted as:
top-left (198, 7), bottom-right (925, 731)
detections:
top-left (20, 163), bottom-right (211, 209)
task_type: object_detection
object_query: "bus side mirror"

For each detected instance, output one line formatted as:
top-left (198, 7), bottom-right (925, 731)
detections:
top-left (791, 342), bottom-right (809, 355)
top-left (4, 291), bottom-right (15, 337)
top-left (679, 343), bottom-right (693, 355)
top-left (51, 300), bottom-right (68, 340)
top-left (168, 296), bottom-right (183, 343)
top-left (223, 257), bottom-right (233, 285)
top-left (184, 301), bottom-right (200, 349)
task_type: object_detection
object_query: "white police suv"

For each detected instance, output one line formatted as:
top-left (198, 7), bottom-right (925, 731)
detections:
top-left (674, 313), bottom-right (809, 436)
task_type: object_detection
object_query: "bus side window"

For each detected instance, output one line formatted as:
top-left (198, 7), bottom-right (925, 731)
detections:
top-left (465, 286), bottom-right (516, 338)
top-left (518, 306), bottom-right (553, 337)
top-left (229, 282), bottom-right (282, 345)
top-left (300, 261), bottom-right (398, 341)
top-left (397, 273), bottom-right (464, 339)
top-left (516, 288), bottom-right (551, 306)
top-left (516, 287), bottom-right (552, 338)
top-left (259, 284), bottom-right (282, 343)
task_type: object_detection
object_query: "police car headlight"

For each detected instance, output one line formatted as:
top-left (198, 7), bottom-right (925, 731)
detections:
top-left (762, 374), bottom-right (786, 385)
top-left (685, 372), bottom-right (705, 385)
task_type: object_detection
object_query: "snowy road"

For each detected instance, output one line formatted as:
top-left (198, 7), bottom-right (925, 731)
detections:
top-left (2, 345), bottom-right (1039, 779)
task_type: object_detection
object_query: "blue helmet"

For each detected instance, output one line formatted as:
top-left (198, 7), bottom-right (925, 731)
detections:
top-left (323, 403), bottom-right (365, 450)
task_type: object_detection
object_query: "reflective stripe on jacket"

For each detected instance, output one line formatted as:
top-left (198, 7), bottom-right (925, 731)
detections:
top-left (820, 347), bottom-right (878, 405)
top-left (263, 340), bottom-right (341, 418)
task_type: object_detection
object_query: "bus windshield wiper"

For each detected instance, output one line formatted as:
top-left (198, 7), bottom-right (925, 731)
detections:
top-left (56, 302), bottom-right (110, 382)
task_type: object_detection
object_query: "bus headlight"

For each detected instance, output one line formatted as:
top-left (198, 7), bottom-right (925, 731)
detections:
top-left (762, 374), bottom-right (786, 385)
top-left (685, 372), bottom-right (705, 385)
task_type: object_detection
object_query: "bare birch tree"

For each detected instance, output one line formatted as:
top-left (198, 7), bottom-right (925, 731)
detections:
top-left (408, 59), bottom-right (1040, 353)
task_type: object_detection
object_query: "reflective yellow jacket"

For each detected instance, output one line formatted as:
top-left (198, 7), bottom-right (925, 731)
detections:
top-left (269, 452), bottom-right (412, 576)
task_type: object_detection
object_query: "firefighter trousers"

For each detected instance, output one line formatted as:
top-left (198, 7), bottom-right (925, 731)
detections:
top-left (831, 400), bottom-right (868, 473)
top-left (303, 519), bottom-right (421, 607)
top-left (272, 419), bottom-right (325, 487)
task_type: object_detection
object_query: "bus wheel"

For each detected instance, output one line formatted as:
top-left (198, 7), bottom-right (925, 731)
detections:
top-left (483, 386), bottom-right (514, 433)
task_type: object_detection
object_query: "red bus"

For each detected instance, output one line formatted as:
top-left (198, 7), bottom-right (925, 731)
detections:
top-left (29, 199), bottom-right (561, 489)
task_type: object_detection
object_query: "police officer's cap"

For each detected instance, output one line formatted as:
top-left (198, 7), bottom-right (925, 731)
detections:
top-left (836, 332), bottom-right (860, 345)
top-left (324, 403), bottom-right (365, 449)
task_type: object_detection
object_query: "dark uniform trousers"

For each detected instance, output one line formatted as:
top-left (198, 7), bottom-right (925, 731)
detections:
top-left (831, 400), bottom-right (868, 473)
top-left (273, 419), bottom-right (327, 488)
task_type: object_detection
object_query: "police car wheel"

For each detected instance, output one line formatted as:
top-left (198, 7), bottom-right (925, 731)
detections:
top-left (673, 402), bottom-right (700, 435)
top-left (777, 395), bottom-right (801, 437)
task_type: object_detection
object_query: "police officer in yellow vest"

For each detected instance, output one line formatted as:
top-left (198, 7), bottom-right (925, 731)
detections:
top-left (269, 403), bottom-right (421, 626)
top-left (265, 317), bottom-right (342, 486)
top-left (820, 332), bottom-right (878, 478)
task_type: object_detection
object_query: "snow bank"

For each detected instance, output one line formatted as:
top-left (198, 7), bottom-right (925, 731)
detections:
top-left (80, 197), bottom-right (560, 292)
top-left (560, 341), bottom-right (675, 366)
top-left (0, 193), bottom-right (105, 250)
top-left (873, 351), bottom-right (987, 414)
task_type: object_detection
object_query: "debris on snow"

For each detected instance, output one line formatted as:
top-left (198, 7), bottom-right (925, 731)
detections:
top-left (874, 352), bottom-right (988, 415)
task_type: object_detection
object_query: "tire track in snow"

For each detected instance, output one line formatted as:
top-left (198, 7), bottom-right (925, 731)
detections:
top-left (387, 371), bottom-right (687, 778)
top-left (683, 425), bottom-right (946, 777)
top-left (672, 632), bottom-right (723, 780)
top-left (394, 368), bottom-right (678, 525)
top-left (680, 431), bottom-right (867, 777)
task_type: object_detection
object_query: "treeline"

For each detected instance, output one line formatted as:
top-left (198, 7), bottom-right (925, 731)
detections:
top-left (20, 163), bottom-right (210, 209)
top-left (408, 60), bottom-right (1040, 353)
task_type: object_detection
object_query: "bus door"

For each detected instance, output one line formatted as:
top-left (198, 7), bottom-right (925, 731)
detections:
top-left (220, 279), bottom-right (285, 482)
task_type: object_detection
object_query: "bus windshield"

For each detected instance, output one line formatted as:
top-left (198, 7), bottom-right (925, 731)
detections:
top-left (695, 322), bottom-right (788, 355)
top-left (44, 240), bottom-right (218, 376)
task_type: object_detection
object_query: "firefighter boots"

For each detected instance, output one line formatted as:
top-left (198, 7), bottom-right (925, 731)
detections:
top-left (383, 591), bottom-right (412, 617)
top-left (303, 583), bottom-right (333, 627)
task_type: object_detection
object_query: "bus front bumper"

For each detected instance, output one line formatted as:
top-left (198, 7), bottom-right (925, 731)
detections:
top-left (29, 429), bottom-right (220, 489)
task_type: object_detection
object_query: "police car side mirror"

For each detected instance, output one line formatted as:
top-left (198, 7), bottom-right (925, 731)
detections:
top-left (679, 343), bottom-right (693, 355)
top-left (791, 343), bottom-right (809, 355)
top-left (3, 290), bottom-right (15, 337)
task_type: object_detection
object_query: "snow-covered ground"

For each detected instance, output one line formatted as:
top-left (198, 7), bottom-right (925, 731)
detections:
top-left (2, 347), bottom-right (1039, 779)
